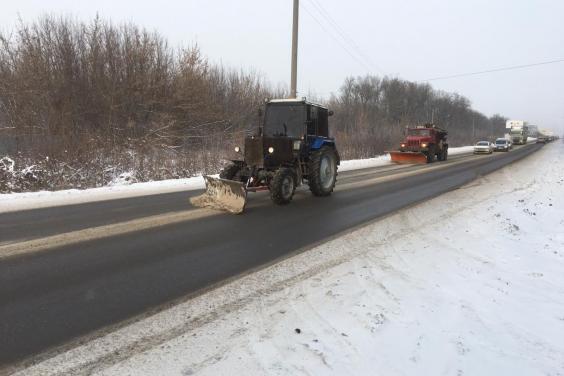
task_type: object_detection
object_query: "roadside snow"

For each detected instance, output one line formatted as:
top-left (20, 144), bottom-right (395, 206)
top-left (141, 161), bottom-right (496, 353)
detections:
top-left (0, 146), bottom-right (473, 213)
top-left (16, 143), bottom-right (562, 376)
top-left (0, 175), bottom-right (210, 213)
top-left (448, 145), bottom-right (474, 155)
top-left (108, 171), bottom-right (138, 186)
top-left (0, 156), bottom-right (15, 173)
top-left (338, 154), bottom-right (391, 171)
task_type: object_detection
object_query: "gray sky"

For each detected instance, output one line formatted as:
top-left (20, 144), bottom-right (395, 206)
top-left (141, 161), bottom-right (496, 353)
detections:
top-left (2, 0), bottom-right (563, 133)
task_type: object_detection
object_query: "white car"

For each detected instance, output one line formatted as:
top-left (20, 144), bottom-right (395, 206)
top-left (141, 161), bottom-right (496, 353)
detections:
top-left (473, 141), bottom-right (493, 154)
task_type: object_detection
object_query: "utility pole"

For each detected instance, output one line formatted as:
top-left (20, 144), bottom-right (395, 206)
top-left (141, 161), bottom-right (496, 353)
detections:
top-left (290, 0), bottom-right (299, 98)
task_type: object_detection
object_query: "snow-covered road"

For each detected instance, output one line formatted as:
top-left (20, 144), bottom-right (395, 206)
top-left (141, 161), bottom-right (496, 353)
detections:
top-left (16, 143), bottom-right (563, 375)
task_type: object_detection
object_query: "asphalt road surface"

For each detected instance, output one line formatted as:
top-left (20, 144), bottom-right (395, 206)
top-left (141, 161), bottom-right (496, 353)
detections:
top-left (0, 143), bottom-right (543, 371)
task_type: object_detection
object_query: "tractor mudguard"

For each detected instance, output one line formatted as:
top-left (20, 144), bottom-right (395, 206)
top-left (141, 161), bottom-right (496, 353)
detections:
top-left (309, 137), bottom-right (336, 150)
top-left (309, 137), bottom-right (340, 165)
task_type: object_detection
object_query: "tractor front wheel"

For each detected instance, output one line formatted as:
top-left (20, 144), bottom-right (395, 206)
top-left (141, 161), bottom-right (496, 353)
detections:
top-left (270, 168), bottom-right (296, 205)
top-left (308, 146), bottom-right (337, 196)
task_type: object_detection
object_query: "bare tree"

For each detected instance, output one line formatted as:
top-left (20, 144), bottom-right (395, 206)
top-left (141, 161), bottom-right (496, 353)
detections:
top-left (0, 16), bottom-right (508, 193)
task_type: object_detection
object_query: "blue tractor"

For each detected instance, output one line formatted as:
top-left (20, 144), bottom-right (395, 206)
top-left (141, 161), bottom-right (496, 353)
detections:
top-left (191, 98), bottom-right (340, 213)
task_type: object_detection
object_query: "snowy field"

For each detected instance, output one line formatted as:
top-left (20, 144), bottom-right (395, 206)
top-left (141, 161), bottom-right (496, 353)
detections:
top-left (17, 144), bottom-right (563, 375)
top-left (0, 145), bottom-right (475, 213)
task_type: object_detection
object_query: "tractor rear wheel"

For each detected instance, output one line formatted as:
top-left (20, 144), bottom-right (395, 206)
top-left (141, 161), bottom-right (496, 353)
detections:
top-left (308, 146), bottom-right (337, 196)
top-left (270, 168), bottom-right (296, 205)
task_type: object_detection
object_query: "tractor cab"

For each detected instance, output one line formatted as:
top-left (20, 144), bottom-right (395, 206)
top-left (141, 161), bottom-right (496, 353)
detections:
top-left (245, 99), bottom-right (332, 168)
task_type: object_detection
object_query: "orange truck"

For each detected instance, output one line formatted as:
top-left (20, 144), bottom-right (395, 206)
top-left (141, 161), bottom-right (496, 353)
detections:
top-left (388, 124), bottom-right (448, 164)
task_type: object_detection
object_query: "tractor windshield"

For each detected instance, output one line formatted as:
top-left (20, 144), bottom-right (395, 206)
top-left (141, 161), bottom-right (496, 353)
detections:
top-left (407, 129), bottom-right (431, 137)
top-left (264, 104), bottom-right (305, 138)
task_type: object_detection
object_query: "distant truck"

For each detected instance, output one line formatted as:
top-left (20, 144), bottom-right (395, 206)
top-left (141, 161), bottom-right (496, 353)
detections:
top-left (537, 128), bottom-right (554, 143)
top-left (506, 120), bottom-right (529, 145)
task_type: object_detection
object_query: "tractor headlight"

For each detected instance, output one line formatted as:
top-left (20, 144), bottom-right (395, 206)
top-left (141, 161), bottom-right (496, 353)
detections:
top-left (421, 143), bottom-right (428, 148)
top-left (293, 140), bottom-right (301, 151)
top-left (268, 146), bottom-right (274, 154)
top-left (400, 143), bottom-right (406, 148)
top-left (234, 146), bottom-right (241, 153)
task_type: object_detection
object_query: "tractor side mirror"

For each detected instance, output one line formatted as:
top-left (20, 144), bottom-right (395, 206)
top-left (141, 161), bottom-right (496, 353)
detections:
top-left (328, 110), bottom-right (334, 117)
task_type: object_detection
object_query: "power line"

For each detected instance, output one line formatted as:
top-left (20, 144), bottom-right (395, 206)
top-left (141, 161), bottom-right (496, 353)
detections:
top-left (300, 1), bottom-right (377, 74)
top-left (300, 1), bottom-right (372, 73)
top-left (422, 58), bottom-right (564, 82)
top-left (305, 0), bottom-right (385, 74)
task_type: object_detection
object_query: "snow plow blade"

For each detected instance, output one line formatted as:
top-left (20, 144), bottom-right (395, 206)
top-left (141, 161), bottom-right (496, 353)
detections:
top-left (190, 176), bottom-right (247, 214)
top-left (388, 151), bottom-right (428, 164)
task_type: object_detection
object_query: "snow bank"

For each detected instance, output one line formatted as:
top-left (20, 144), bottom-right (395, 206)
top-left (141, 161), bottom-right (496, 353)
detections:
top-left (16, 144), bottom-right (562, 376)
top-left (448, 145), bottom-right (474, 155)
top-left (0, 156), bottom-right (15, 173)
top-left (108, 171), bottom-right (138, 186)
top-left (0, 146), bottom-right (474, 213)
top-left (0, 175), bottom-right (209, 213)
top-left (338, 154), bottom-right (391, 172)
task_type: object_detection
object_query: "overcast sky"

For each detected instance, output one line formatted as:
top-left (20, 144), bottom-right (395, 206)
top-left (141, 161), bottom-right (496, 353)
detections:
top-left (2, 0), bottom-right (563, 133)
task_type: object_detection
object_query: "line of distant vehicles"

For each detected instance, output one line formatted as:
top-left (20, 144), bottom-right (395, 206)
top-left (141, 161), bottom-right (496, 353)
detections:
top-left (474, 120), bottom-right (559, 154)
